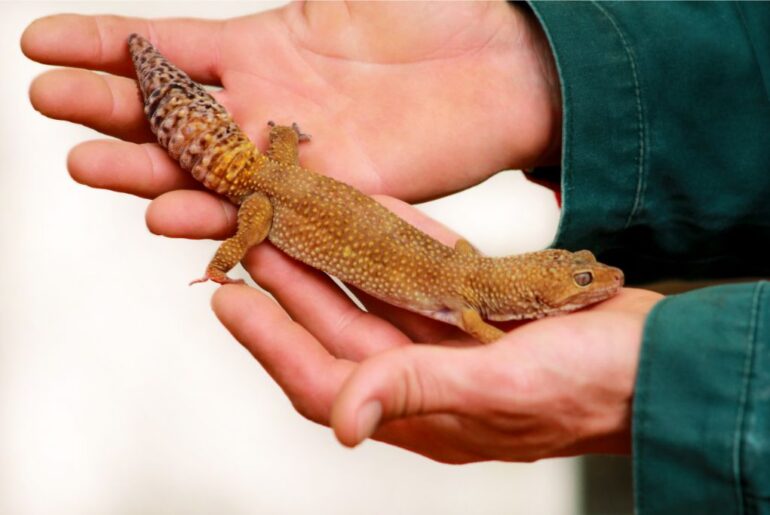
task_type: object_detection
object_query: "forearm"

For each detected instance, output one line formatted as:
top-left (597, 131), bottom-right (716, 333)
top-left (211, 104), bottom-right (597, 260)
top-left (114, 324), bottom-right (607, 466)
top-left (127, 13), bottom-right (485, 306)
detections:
top-left (634, 281), bottom-right (770, 512)
top-left (528, 1), bottom-right (770, 283)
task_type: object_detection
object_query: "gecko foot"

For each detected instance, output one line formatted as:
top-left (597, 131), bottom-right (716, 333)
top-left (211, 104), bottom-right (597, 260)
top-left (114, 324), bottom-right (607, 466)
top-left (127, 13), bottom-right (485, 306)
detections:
top-left (292, 122), bottom-right (311, 142)
top-left (266, 120), bottom-right (311, 142)
top-left (189, 270), bottom-right (245, 286)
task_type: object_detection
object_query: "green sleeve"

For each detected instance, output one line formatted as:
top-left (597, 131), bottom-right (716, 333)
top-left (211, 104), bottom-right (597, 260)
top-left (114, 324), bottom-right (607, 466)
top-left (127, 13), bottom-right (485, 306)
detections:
top-left (527, 1), bottom-right (770, 283)
top-left (635, 282), bottom-right (770, 512)
top-left (526, 2), bottom-right (770, 513)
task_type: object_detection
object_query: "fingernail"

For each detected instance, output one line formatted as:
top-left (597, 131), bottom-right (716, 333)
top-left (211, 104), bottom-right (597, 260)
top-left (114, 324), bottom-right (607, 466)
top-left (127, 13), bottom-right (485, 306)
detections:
top-left (356, 401), bottom-right (382, 444)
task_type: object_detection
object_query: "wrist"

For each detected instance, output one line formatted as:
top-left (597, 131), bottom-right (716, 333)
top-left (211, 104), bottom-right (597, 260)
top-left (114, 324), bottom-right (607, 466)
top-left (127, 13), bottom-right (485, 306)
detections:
top-left (521, 4), bottom-right (562, 167)
top-left (507, 2), bottom-right (563, 168)
top-left (578, 292), bottom-right (664, 456)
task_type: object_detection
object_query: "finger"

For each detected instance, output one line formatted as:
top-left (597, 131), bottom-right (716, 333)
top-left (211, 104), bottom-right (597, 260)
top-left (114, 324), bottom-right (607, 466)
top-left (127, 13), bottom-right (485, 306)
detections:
top-left (22, 14), bottom-right (224, 83)
top-left (29, 68), bottom-right (232, 143)
top-left (211, 284), bottom-right (353, 424)
top-left (242, 244), bottom-right (411, 360)
top-left (146, 190), bottom-right (236, 240)
top-left (370, 415), bottom-right (483, 464)
top-left (68, 140), bottom-right (199, 198)
top-left (331, 345), bottom-right (480, 447)
top-left (29, 69), bottom-right (153, 142)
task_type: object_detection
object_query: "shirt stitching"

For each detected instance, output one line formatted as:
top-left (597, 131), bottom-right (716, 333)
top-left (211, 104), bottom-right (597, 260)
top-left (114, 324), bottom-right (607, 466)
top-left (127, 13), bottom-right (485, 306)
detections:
top-left (633, 296), bottom-right (666, 514)
top-left (563, 79), bottom-right (573, 238)
top-left (591, 2), bottom-right (647, 229)
top-left (734, 3), bottom-right (770, 104)
top-left (732, 282), bottom-right (764, 514)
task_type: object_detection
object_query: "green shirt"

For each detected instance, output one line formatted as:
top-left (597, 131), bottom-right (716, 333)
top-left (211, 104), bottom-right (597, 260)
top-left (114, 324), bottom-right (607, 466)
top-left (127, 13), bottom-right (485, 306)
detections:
top-left (528, 2), bottom-right (770, 512)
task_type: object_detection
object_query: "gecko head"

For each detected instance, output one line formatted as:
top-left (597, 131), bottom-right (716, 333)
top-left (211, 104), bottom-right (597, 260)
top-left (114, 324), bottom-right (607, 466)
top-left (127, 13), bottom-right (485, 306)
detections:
top-left (481, 249), bottom-right (624, 321)
top-left (536, 249), bottom-right (624, 315)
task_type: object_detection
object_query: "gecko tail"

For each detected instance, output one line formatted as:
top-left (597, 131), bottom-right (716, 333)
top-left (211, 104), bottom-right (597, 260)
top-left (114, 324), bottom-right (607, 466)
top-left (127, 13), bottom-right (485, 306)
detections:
top-left (127, 33), bottom-right (217, 128)
top-left (127, 33), bottom-right (263, 192)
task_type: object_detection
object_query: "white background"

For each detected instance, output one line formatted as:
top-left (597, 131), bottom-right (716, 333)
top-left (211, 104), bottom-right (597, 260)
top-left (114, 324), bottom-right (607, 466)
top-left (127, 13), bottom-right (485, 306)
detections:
top-left (1, 2), bottom-right (571, 514)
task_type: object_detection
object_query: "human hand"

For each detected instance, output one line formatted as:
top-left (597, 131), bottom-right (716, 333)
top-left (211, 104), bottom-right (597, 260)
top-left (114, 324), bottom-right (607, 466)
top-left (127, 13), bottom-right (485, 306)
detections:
top-left (23, 1), bottom-right (560, 219)
top-left (22, 4), bottom-right (635, 464)
top-left (210, 197), bottom-right (661, 463)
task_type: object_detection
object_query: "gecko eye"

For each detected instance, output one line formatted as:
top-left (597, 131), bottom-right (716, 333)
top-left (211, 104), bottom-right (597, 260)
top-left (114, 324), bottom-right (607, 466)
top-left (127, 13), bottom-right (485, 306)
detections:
top-left (573, 271), bottom-right (593, 287)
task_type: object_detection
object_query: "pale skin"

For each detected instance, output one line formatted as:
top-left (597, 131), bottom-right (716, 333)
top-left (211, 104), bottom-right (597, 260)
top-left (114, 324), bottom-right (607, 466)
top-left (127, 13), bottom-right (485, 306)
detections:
top-left (23, 2), bottom-right (663, 462)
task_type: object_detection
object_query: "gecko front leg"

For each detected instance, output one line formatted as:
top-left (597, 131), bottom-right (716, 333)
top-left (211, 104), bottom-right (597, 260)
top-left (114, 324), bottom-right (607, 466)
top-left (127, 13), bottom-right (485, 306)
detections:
top-left (459, 308), bottom-right (505, 344)
top-left (190, 193), bottom-right (273, 285)
top-left (266, 121), bottom-right (310, 165)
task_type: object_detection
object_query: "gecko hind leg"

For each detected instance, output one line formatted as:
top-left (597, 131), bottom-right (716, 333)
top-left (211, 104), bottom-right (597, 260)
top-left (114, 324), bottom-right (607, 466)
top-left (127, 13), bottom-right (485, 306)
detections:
top-left (266, 121), bottom-right (311, 165)
top-left (190, 193), bottom-right (273, 285)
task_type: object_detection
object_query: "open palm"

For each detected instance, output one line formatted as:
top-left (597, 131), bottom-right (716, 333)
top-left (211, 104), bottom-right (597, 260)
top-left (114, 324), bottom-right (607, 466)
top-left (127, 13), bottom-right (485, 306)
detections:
top-left (24, 3), bottom-right (559, 228)
top-left (21, 3), bottom-right (648, 465)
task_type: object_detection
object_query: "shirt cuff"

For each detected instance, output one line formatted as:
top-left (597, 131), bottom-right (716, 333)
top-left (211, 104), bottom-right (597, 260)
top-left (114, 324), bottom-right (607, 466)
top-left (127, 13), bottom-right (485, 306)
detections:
top-left (527, 1), bottom-right (645, 256)
top-left (634, 282), bottom-right (770, 513)
top-left (526, 1), bottom-right (770, 283)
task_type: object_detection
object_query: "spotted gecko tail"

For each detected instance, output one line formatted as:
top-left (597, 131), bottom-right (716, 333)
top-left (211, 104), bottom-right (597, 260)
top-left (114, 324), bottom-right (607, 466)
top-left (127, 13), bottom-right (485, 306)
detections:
top-left (127, 33), bottom-right (264, 197)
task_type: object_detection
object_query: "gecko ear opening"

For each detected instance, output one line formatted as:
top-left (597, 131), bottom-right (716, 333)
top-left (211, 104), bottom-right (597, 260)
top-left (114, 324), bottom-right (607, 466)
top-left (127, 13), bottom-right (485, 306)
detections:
top-left (573, 271), bottom-right (594, 287)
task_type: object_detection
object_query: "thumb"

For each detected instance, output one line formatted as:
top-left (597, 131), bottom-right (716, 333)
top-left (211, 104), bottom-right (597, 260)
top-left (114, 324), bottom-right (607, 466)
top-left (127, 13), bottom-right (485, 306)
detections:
top-left (330, 345), bottom-right (481, 447)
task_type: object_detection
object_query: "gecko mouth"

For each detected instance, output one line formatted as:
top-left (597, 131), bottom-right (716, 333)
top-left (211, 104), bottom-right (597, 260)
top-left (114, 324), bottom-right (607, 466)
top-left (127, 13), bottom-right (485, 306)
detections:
top-left (521, 288), bottom-right (620, 319)
top-left (487, 292), bottom-right (614, 321)
top-left (568, 284), bottom-right (621, 305)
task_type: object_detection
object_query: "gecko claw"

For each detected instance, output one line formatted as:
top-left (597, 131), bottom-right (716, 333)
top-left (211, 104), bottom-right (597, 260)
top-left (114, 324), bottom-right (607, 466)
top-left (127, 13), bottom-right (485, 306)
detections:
top-left (267, 120), bottom-right (310, 141)
top-left (292, 122), bottom-right (311, 142)
top-left (189, 272), bottom-right (245, 286)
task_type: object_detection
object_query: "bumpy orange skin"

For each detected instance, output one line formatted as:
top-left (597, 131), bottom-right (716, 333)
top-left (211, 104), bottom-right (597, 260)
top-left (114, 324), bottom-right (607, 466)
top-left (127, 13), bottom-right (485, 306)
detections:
top-left (129, 34), bottom-right (623, 343)
top-left (129, 34), bottom-right (267, 201)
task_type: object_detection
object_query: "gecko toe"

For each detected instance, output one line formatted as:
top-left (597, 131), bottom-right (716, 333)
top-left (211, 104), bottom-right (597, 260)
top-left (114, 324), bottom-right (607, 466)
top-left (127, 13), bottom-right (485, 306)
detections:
top-left (189, 271), bottom-right (245, 286)
top-left (292, 122), bottom-right (311, 142)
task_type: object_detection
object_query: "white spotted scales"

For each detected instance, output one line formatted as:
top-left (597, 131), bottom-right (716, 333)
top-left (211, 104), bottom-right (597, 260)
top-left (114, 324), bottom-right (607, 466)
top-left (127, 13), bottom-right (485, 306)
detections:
top-left (128, 33), bottom-right (624, 343)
